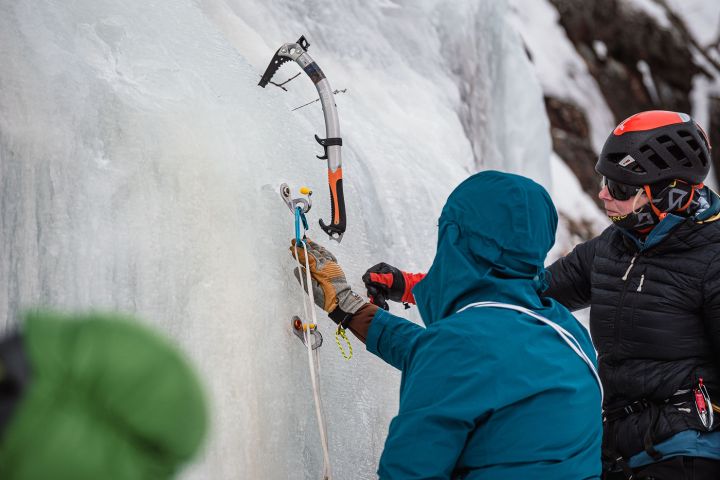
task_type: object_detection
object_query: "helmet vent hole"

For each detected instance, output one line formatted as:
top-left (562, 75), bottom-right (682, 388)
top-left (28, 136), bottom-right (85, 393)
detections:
top-left (699, 151), bottom-right (709, 167)
top-left (657, 135), bottom-right (673, 146)
top-left (666, 144), bottom-right (686, 163)
top-left (640, 145), bottom-right (669, 170)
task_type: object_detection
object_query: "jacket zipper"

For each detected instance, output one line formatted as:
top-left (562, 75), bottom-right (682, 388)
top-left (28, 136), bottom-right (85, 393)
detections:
top-left (614, 254), bottom-right (640, 355)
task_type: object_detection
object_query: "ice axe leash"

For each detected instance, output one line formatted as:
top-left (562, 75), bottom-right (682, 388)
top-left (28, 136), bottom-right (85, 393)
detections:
top-left (283, 183), bottom-right (333, 480)
top-left (260, 36), bottom-right (347, 243)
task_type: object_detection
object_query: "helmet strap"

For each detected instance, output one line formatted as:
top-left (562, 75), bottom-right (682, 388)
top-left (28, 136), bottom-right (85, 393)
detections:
top-left (609, 181), bottom-right (704, 235)
top-left (644, 180), bottom-right (703, 220)
top-left (644, 185), bottom-right (667, 221)
top-left (609, 194), bottom-right (660, 233)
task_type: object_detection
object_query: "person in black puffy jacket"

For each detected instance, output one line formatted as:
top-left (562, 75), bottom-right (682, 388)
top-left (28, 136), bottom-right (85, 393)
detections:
top-left (363, 111), bottom-right (720, 480)
top-left (544, 110), bottom-right (720, 480)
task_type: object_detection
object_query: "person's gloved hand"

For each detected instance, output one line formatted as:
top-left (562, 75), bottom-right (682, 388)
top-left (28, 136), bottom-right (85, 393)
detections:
top-left (290, 238), bottom-right (366, 326)
top-left (362, 263), bottom-right (425, 310)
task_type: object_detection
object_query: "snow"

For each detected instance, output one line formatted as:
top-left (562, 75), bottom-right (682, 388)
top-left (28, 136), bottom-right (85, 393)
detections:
top-left (665, 0), bottom-right (720, 47)
top-left (664, 0), bottom-right (720, 191)
top-left (0, 0), bottom-right (561, 478)
top-left (623, 0), bottom-right (672, 29)
top-left (508, 0), bottom-right (616, 156)
top-left (426, 1), bottom-right (553, 183)
top-left (691, 74), bottom-right (720, 191)
top-left (548, 153), bottom-right (610, 261)
top-left (593, 40), bottom-right (608, 61)
top-left (508, 0), bottom-right (612, 248)
top-left (618, 3), bottom-right (720, 193)
top-left (637, 60), bottom-right (661, 104)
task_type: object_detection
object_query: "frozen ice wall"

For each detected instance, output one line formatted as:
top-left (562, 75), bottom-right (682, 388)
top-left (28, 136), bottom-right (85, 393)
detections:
top-left (0, 0), bottom-right (552, 478)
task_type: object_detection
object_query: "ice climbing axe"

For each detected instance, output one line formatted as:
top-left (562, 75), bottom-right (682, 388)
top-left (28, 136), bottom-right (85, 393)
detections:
top-left (259, 36), bottom-right (347, 243)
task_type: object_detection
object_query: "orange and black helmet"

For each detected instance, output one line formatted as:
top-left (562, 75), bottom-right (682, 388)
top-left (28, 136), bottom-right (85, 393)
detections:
top-left (596, 110), bottom-right (711, 186)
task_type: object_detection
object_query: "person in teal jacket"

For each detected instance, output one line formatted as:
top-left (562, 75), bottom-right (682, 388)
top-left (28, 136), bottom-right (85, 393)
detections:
top-left (290, 170), bottom-right (603, 479)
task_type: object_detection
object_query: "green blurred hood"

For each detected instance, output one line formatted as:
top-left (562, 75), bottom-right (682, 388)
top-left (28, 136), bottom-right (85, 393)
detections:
top-left (0, 311), bottom-right (207, 480)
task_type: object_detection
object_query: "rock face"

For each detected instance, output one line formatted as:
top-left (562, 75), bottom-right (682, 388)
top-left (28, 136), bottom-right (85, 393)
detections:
top-left (710, 97), bottom-right (720, 178)
top-left (544, 0), bottom-right (720, 188)
top-left (550, 0), bottom-right (699, 117)
top-left (545, 96), bottom-right (603, 208)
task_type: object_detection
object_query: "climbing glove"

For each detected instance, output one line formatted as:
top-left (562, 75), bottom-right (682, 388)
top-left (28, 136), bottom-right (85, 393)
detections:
top-left (362, 263), bottom-right (424, 310)
top-left (290, 238), bottom-right (366, 326)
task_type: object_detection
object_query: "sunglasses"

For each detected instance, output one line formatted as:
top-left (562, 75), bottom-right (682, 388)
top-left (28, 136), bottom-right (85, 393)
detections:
top-left (601, 177), bottom-right (643, 201)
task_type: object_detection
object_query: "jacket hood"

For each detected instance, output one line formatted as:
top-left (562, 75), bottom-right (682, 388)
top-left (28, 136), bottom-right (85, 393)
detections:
top-left (413, 171), bottom-right (558, 324)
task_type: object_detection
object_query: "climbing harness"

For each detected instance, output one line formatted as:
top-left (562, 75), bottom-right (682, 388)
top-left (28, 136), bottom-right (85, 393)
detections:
top-left (600, 378), bottom-right (717, 478)
top-left (261, 36), bottom-right (347, 242)
top-left (456, 301), bottom-right (604, 403)
top-left (283, 183), bottom-right (332, 480)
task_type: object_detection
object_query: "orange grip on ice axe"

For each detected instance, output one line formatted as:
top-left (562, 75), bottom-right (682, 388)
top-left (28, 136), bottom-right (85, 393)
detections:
top-left (319, 167), bottom-right (346, 241)
top-left (315, 134), bottom-right (346, 242)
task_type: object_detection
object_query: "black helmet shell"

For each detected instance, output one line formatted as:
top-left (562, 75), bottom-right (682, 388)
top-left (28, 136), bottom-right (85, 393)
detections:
top-left (596, 110), bottom-right (711, 186)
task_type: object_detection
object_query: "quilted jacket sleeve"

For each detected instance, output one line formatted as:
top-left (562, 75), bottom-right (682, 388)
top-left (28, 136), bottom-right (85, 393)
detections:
top-left (544, 236), bottom-right (599, 311)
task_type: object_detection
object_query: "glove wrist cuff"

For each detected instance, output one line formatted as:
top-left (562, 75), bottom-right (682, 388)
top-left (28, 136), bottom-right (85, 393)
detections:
top-left (328, 307), bottom-right (353, 328)
top-left (400, 271), bottom-right (423, 305)
top-left (329, 291), bottom-right (367, 328)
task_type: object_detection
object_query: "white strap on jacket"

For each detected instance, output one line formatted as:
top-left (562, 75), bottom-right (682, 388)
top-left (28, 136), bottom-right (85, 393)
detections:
top-left (457, 301), bottom-right (604, 402)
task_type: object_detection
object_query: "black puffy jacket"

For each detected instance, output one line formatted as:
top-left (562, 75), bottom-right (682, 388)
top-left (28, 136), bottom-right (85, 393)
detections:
top-left (545, 200), bottom-right (720, 462)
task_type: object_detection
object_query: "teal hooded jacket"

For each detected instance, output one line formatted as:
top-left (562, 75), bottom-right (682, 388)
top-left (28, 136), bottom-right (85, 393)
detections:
top-left (365, 171), bottom-right (602, 479)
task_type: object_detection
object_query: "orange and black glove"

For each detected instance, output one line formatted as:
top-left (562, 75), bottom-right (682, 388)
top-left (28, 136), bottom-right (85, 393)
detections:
top-left (290, 238), bottom-right (366, 327)
top-left (362, 263), bottom-right (425, 310)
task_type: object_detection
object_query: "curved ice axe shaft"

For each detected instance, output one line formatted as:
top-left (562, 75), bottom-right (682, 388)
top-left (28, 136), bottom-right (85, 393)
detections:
top-left (259, 36), bottom-right (346, 242)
